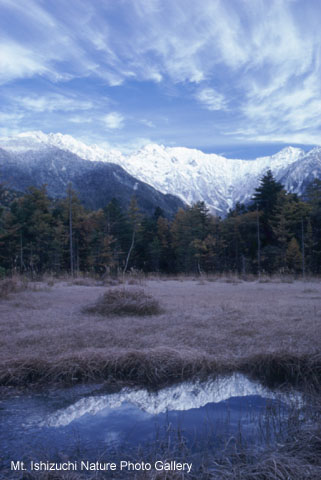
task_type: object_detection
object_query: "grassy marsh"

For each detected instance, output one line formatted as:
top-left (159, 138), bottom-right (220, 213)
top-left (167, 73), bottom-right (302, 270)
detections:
top-left (0, 277), bottom-right (320, 388)
top-left (1, 276), bottom-right (321, 479)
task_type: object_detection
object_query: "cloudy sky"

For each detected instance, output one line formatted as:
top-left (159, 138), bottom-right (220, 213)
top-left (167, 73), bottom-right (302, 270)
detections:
top-left (1, 0), bottom-right (321, 157)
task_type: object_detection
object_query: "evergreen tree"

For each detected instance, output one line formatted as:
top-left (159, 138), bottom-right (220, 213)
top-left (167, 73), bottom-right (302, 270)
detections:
top-left (305, 179), bottom-right (321, 272)
top-left (251, 171), bottom-right (286, 269)
top-left (1, 171), bottom-right (321, 277)
top-left (171, 202), bottom-right (211, 273)
top-left (4, 186), bottom-right (54, 273)
top-left (156, 216), bottom-right (173, 272)
top-left (252, 170), bottom-right (284, 217)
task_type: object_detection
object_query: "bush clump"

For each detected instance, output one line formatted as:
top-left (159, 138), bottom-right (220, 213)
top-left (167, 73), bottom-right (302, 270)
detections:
top-left (0, 277), bottom-right (27, 299)
top-left (83, 288), bottom-right (162, 316)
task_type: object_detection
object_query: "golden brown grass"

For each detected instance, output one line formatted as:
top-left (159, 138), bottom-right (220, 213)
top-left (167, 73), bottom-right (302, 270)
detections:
top-left (0, 278), bottom-right (321, 387)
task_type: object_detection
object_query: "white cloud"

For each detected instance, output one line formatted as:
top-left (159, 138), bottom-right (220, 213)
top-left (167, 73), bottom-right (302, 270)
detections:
top-left (0, 42), bottom-right (49, 84)
top-left (0, 0), bottom-right (317, 91)
top-left (231, 129), bottom-right (321, 147)
top-left (0, 0), bottom-right (242, 85)
top-left (96, 137), bottom-right (153, 153)
top-left (0, 1), bottom-right (99, 84)
top-left (0, 112), bottom-right (24, 123)
top-left (120, 137), bottom-right (153, 153)
top-left (102, 112), bottom-right (124, 129)
top-left (1, 0), bottom-right (321, 146)
top-left (238, 66), bottom-right (321, 144)
top-left (140, 119), bottom-right (155, 128)
top-left (69, 115), bottom-right (93, 124)
top-left (196, 88), bottom-right (227, 111)
top-left (15, 94), bottom-right (93, 112)
top-left (0, 109), bottom-right (26, 135)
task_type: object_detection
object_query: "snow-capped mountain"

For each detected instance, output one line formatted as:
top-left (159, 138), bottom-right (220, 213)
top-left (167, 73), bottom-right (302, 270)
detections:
top-left (0, 131), bottom-right (123, 163)
top-left (120, 144), bottom-right (306, 213)
top-left (1, 131), bottom-right (320, 215)
top-left (0, 138), bottom-right (185, 217)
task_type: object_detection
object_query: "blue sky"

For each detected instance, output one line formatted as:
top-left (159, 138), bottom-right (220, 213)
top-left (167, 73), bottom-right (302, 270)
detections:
top-left (0, 0), bottom-right (321, 157)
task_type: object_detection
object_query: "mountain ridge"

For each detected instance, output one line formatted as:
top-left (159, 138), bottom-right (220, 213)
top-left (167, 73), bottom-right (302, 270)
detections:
top-left (1, 131), bottom-right (320, 215)
top-left (0, 143), bottom-right (186, 217)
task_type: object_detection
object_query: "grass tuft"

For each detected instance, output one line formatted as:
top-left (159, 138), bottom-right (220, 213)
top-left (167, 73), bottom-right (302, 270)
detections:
top-left (241, 352), bottom-right (321, 389)
top-left (83, 287), bottom-right (162, 316)
top-left (0, 349), bottom-right (219, 387)
top-left (0, 276), bottom-right (28, 299)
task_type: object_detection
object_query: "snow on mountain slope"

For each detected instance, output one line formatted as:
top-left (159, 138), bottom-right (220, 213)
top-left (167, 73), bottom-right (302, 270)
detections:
top-left (44, 373), bottom-right (300, 428)
top-left (0, 131), bottom-right (123, 163)
top-left (1, 131), bottom-right (318, 215)
top-left (115, 144), bottom-right (305, 213)
top-left (279, 147), bottom-right (321, 194)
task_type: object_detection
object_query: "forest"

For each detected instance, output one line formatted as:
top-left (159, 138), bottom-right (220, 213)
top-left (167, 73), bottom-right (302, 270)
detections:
top-left (0, 170), bottom-right (321, 277)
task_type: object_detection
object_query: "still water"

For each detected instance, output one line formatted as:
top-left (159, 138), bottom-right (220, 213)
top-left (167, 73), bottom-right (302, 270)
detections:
top-left (0, 374), bottom-right (300, 475)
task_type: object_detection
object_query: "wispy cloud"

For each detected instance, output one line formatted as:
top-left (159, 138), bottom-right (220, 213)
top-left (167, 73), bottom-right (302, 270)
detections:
top-left (196, 88), bottom-right (227, 111)
top-left (69, 115), bottom-right (93, 124)
top-left (102, 112), bottom-right (124, 129)
top-left (0, 42), bottom-right (49, 84)
top-left (140, 119), bottom-right (155, 128)
top-left (0, 112), bottom-right (24, 123)
top-left (15, 94), bottom-right (93, 112)
top-left (1, 0), bottom-right (321, 149)
top-left (97, 136), bottom-right (153, 154)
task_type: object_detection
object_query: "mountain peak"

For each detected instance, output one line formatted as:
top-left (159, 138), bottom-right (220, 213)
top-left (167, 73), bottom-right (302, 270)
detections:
top-left (0, 131), bottom-right (123, 162)
top-left (1, 131), bottom-right (320, 215)
top-left (141, 143), bottom-right (166, 154)
top-left (278, 146), bottom-right (305, 155)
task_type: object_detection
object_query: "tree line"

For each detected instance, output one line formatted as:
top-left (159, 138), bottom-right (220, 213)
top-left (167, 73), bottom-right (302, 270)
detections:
top-left (0, 171), bottom-right (321, 276)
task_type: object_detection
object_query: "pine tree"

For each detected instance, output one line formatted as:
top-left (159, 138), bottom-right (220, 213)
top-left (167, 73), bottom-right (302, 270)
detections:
top-left (252, 170), bottom-right (284, 216)
top-left (156, 216), bottom-right (173, 272)
top-left (4, 186), bottom-right (54, 273)
top-left (305, 179), bottom-right (321, 272)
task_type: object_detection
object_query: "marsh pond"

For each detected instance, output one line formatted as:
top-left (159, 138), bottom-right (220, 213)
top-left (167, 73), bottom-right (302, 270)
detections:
top-left (1, 373), bottom-right (302, 477)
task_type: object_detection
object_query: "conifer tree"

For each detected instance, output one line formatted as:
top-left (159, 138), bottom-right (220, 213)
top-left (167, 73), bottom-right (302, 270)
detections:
top-left (305, 179), bottom-right (321, 272)
top-left (252, 170), bottom-right (284, 217)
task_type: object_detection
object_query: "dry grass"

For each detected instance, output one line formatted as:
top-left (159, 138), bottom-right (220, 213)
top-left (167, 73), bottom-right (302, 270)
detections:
top-left (2, 276), bottom-right (321, 480)
top-left (9, 423), bottom-right (321, 480)
top-left (68, 277), bottom-right (100, 287)
top-left (0, 276), bottom-right (28, 298)
top-left (209, 440), bottom-right (321, 479)
top-left (0, 278), bottom-right (321, 388)
top-left (83, 287), bottom-right (162, 317)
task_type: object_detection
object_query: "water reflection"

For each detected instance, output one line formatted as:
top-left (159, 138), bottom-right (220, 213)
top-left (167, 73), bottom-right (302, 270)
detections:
top-left (1, 374), bottom-right (301, 473)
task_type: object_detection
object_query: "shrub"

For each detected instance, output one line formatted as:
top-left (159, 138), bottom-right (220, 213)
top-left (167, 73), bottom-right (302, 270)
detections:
top-left (0, 277), bottom-right (27, 299)
top-left (83, 288), bottom-right (162, 316)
